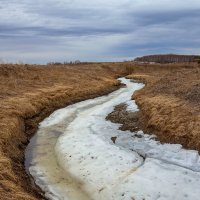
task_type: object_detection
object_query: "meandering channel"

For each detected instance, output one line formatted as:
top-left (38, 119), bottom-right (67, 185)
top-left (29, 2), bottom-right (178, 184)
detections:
top-left (25, 78), bottom-right (200, 200)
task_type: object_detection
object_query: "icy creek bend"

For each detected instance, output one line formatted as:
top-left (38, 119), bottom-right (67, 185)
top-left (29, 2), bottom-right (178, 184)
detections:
top-left (25, 78), bottom-right (200, 200)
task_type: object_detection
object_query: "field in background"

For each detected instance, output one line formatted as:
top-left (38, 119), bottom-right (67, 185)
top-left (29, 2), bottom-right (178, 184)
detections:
top-left (0, 62), bottom-right (200, 199)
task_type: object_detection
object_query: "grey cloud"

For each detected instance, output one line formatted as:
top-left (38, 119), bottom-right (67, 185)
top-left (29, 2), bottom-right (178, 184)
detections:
top-left (0, 0), bottom-right (200, 63)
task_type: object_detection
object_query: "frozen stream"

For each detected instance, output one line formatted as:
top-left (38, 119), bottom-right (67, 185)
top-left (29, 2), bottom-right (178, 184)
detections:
top-left (25, 78), bottom-right (200, 200)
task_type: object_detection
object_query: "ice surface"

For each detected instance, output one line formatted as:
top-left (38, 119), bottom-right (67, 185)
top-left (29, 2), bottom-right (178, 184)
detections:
top-left (126, 99), bottom-right (139, 112)
top-left (26, 78), bottom-right (200, 200)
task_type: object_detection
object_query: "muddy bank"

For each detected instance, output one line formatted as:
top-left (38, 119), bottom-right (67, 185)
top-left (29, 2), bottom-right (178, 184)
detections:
top-left (106, 104), bottom-right (159, 143)
top-left (106, 104), bottom-right (141, 132)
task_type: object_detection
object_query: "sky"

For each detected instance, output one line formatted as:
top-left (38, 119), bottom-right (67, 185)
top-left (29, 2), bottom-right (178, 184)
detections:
top-left (0, 0), bottom-right (200, 64)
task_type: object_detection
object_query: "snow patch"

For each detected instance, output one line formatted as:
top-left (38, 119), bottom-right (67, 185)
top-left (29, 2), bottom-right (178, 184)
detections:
top-left (126, 99), bottom-right (139, 112)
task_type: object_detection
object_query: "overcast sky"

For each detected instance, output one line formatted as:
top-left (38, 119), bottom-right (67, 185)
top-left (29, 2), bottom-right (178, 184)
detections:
top-left (0, 0), bottom-right (200, 63)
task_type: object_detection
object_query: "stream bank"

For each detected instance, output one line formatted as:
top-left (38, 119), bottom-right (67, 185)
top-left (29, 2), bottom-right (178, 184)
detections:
top-left (26, 78), bottom-right (200, 200)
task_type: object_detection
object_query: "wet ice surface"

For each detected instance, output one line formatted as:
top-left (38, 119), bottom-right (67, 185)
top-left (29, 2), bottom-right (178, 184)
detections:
top-left (26, 78), bottom-right (200, 200)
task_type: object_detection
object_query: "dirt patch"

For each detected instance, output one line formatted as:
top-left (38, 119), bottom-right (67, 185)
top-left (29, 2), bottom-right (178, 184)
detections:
top-left (106, 104), bottom-right (142, 133)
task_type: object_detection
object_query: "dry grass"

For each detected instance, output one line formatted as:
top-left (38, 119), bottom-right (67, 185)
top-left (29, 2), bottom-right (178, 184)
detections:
top-left (1, 61), bottom-right (200, 199)
top-left (0, 63), bottom-right (128, 200)
top-left (127, 62), bottom-right (200, 151)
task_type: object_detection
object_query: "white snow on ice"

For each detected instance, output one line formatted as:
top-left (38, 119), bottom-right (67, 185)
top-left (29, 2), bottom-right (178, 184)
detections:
top-left (26, 78), bottom-right (200, 200)
top-left (126, 99), bottom-right (139, 112)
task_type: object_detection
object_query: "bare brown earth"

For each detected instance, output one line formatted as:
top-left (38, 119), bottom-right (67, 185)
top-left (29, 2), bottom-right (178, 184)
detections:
top-left (108, 63), bottom-right (200, 153)
top-left (0, 63), bottom-right (128, 200)
top-left (107, 104), bottom-right (141, 133)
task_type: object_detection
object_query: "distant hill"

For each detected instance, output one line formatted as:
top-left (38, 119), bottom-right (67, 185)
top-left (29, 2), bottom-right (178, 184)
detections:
top-left (134, 54), bottom-right (200, 63)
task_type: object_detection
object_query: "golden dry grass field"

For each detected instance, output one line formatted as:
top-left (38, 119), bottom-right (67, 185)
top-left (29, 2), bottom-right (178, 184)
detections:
top-left (0, 63), bottom-right (127, 200)
top-left (0, 62), bottom-right (200, 199)
top-left (127, 62), bottom-right (200, 151)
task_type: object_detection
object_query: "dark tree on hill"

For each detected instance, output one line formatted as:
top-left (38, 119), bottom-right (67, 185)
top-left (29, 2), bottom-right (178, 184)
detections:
top-left (134, 54), bottom-right (200, 63)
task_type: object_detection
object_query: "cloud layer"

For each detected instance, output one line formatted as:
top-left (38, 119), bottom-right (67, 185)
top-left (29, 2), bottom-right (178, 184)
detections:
top-left (0, 0), bottom-right (200, 63)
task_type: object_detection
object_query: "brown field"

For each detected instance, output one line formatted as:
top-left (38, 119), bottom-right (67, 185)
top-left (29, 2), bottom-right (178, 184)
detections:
top-left (0, 62), bottom-right (200, 199)
top-left (0, 63), bottom-right (127, 200)
top-left (127, 62), bottom-right (200, 152)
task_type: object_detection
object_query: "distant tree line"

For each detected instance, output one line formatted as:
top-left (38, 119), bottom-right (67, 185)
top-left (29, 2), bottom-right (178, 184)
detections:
top-left (134, 54), bottom-right (200, 63)
top-left (47, 60), bottom-right (84, 65)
